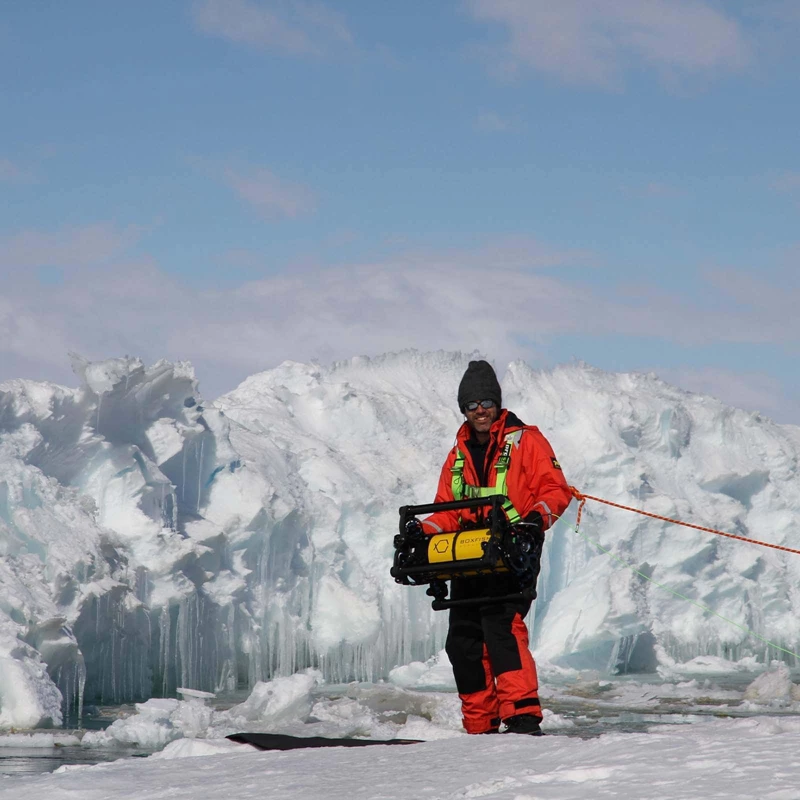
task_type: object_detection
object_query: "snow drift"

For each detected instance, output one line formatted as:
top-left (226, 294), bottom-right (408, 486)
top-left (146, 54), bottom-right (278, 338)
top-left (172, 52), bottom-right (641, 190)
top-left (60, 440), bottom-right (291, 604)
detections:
top-left (1, 350), bottom-right (800, 728)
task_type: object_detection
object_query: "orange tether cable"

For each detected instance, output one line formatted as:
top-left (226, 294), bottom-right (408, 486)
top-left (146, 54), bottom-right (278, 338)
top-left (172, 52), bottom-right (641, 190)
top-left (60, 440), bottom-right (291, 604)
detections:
top-left (569, 486), bottom-right (800, 558)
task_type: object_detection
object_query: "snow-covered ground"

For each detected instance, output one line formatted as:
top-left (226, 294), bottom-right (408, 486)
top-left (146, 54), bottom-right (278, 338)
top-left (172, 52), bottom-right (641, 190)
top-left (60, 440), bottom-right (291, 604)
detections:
top-left (3, 664), bottom-right (800, 798)
top-left (5, 719), bottom-right (800, 800)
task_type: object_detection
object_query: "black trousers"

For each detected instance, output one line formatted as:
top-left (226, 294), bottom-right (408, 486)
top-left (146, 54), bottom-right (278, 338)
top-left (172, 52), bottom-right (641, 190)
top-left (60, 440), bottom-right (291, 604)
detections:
top-left (445, 574), bottom-right (541, 732)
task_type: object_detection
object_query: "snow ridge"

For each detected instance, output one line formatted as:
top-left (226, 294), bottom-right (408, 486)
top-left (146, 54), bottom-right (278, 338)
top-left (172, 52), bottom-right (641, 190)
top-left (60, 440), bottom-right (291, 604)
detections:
top-left (1, 350), bottom-right (800, 728)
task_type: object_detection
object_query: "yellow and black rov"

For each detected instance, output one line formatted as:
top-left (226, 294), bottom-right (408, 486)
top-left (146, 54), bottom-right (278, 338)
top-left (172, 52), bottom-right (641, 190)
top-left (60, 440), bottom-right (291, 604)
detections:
top-left (390, 495), bottom-right (545, 611)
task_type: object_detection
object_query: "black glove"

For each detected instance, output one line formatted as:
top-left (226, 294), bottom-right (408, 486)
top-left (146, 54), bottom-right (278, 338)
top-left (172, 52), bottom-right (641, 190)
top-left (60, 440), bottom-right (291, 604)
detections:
top-left (522, 510), bottom-right (544, 535)
top-left (511, 511), bottom-right (545, 562)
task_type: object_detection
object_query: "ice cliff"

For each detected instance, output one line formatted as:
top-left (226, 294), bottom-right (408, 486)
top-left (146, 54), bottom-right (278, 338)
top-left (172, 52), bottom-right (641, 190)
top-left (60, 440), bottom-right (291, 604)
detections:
top-left (1, 350), bottom-right (799, 728)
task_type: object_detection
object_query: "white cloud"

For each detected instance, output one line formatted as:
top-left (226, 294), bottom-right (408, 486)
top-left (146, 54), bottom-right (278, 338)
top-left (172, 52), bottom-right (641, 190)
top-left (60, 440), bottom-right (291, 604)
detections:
top-left (771, 172), bottom-right (800, 193)
top-left (654, 366), bottom-right (793, 422)
top-left (621, 180), bottom-right (684, 199)
top-left (193, 0), bottom-right (352, 56)
top-left (641, 181), bottom-right (681, 197)
top-left (2, 228), bottom-right (800, 421)
top-left (0, 235), bottom-right (597, 396)
top-left (0, 223), bottom-right (141, 271)
top-left (466, 0), bottom-right (752, 89)
top-left (0, 158), bottom-right (34, 184)
top-left (0, 295), bottom-right (69, 369)
top-left (222, 166), bottom-right (317, 219)
top-left (475, 112), bottom-right (513, 132)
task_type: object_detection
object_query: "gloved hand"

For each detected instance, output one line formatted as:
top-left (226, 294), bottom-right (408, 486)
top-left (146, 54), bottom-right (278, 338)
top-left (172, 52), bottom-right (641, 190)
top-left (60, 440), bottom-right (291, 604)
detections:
top-left (522, 510), bottom-right (543, 535)
top-left (511, 511), bottom-right (545, 561)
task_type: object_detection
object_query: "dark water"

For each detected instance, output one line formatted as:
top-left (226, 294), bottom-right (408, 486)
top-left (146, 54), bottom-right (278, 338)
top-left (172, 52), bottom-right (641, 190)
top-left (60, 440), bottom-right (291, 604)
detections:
top-left (0, 742), bottom-right (151, 776)
top-left (0, 707), bottom-right (152, 776)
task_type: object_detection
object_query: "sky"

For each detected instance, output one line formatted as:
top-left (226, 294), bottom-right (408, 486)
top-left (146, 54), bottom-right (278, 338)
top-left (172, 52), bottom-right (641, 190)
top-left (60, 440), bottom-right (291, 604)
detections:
top-left (2, 1), bottom-right (800, 420)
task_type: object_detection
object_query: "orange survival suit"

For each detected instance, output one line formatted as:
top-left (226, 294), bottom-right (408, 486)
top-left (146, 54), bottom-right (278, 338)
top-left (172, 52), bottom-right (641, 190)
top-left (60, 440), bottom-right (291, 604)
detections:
top-left (422, 409), bottom-right (572, 733)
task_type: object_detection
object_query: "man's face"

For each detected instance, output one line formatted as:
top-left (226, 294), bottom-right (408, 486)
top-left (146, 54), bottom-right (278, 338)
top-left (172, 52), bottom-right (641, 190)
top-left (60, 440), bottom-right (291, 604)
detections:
top-left (464, 400), bottom-right (499, 436)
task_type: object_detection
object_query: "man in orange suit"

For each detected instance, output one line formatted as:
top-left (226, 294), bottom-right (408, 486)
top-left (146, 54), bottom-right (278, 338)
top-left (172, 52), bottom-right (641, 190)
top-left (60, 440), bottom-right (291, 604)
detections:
top-left (422, 361), bottom-right (572, 735)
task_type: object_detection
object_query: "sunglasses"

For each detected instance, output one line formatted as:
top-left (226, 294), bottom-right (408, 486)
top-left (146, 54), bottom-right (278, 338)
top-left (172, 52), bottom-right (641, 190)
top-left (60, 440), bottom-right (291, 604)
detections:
top-left (464, 399), bottom-right (496, 412)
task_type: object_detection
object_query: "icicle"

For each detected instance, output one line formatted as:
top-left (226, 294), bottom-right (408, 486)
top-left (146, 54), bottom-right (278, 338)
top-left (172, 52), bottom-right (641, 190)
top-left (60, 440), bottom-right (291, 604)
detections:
top-left (181, 445), bottom-right (187, 502)
top-left (77, 658), bottom-right (85, 727)
top-left (178, 597), bottom-right (187, 689)
top-left (159, 605), bottom-right (171, 697)
top-left (196, 437), bottom-right (205, 514)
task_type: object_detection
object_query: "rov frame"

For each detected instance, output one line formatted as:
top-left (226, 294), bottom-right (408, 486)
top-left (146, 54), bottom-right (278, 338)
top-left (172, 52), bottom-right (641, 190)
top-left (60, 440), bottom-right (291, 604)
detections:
top-left (391, 495), bottom-right (544, 611)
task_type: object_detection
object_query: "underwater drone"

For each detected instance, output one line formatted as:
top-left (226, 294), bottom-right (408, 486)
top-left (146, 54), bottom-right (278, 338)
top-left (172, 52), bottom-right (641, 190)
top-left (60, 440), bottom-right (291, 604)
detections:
top-left (390, 495), bottom-right (544, 611)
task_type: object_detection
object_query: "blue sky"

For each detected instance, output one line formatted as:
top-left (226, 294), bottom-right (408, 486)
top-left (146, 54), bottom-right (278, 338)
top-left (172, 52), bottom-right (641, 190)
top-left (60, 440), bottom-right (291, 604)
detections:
top-left (2, 1), bottom-right (800, 419)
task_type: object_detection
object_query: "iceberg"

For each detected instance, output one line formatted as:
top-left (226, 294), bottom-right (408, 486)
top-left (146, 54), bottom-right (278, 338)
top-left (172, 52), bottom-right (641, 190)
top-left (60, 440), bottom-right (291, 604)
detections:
top-left (1, 350), bottom-right (800, 729)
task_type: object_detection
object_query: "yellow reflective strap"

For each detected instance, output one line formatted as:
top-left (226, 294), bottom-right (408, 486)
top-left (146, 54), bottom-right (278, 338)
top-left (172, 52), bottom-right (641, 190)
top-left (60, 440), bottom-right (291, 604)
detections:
top-left (502, 498), bottom-right (522, 525)
top-left (464, 485), bottom-right (495, 499)
top-left (450, 449), bottom-right (466, 500)
top-left (494, 438), bottom-right (512, 495)
top-left (448, 434), bottom-right (524, 524)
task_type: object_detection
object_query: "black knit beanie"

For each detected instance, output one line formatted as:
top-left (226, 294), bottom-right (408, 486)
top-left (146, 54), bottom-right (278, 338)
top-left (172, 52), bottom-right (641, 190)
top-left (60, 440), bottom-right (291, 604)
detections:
top-left (457, 360), bottom-right (502, 413)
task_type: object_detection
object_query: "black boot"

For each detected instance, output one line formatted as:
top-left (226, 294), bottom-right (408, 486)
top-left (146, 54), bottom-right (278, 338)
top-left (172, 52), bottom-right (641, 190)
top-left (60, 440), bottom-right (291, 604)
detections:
top-left (503, 714), bottom-right (544, 736)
